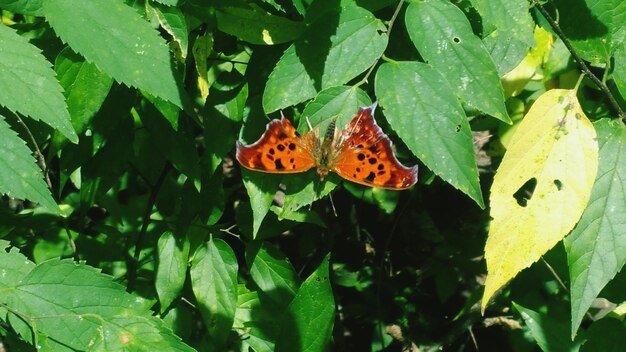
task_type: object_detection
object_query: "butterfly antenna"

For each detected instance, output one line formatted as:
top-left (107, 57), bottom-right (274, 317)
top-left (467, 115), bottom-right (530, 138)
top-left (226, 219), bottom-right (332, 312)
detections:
top-left (328, 191), bottom-right (338, 217)
top-left (305, 115), bottom-right (314, 131)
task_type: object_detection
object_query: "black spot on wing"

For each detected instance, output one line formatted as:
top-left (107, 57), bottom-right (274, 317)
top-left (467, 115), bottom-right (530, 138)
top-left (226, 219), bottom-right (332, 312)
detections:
top-left (364, 172), bottom-right (376, 183)
top-left (277, 144), bottom-right (285, 151)
top-left (275, 159), bottom-right (285, 170)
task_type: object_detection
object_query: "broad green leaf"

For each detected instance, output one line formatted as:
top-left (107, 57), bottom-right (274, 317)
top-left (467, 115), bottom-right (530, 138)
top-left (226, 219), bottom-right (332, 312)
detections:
top-left (470, 0), bottom-right (534, 75)
top-left (246, 242), bottom-right (300, 306)
top-left (241, 168), bottom-right (281, 238)
top-left (216, 4), bottom-right (304, 45)
top-left (152, 0), bottom-right (180, 5)
top-left (263, 0), bottom-right (387, 112)
top-left (513, 302), bottom-right (584, 352)
top-left (565, 119), bottom-right (626, 337)
top-left (0, 24), bottom-right (77, 142)
top-left (581, 318), bottom-right (626, 351)
top-left (0, 116), bottom-right (59, 214)
top-left (501, 27), bottom-right (553, 97)
top-left (190, 237), bottom-right (238, 349)
top-left (276, 254), bottom-right (334, 352)
top-left (0, 253), bottom-right (193, 351)
top-left (55, 47), bottom-right (113, 136)
top-left (554, 0), bottom-right (626, 64)
top-left (482, 89), bottom-right (598, 311)
top-left (205, 81), bottom-right (248, 175)
top-left (148, 2), bottom-right (189, 59)
top-left (156, 231), bottom-right (189, 313)
top-left (279, 161), bottom-right (339, 215)
top-left (375, 62), bottom-right (484, 207)
top-left (405, 0), bottom-right (510, 123)
top-left (43, 0), bottom-right (183, 107)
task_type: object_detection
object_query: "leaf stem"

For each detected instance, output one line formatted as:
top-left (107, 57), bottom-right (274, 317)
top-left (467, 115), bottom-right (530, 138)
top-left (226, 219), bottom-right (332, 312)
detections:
top-left (356, 0), bottom-right (405, 86)
top-left (12, 113), bottom-right (52, 189)
top-left (531, 0), bottom-right (626, 121)
top-left (127, 162), bottom-right (171, 292)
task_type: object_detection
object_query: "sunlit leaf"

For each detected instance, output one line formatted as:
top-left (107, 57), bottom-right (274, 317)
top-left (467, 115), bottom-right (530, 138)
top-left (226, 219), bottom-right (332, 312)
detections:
top-left (376, 61), bottom-right (484, 207)
top-left (44, 0), bottom-right (183, 107)
top-left (565, 119), bottom-right (626, 337)
top-left (405, 0), bottom-right (510, 122)
top-left (0, 24), bottom-right (77, 142)
top-left (482, 89), bottom-right (598, 311)
top-left (0, 116), bottom-right (59, 213)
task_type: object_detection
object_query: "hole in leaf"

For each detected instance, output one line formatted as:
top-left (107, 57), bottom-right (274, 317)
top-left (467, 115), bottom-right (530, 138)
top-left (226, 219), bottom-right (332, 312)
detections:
top-left (554, 179), bottom-right (563, 190)
top-left (513, 178), bottom-right (537, 207)
top-left (452, 37), bottom-right (461, 43)
top-left (455, 124), bottom-right (461, 132)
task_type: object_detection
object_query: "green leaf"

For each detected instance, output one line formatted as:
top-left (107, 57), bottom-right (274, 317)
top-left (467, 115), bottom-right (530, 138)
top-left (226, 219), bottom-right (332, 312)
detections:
top-left (216, 4), bottom-right (304, 45)
top-left (246, 242), bottom-right (300, 306)
top-left (470, 0), bottom-right (535, 75)
top-left (148, 2), bottom-right (189, 59)
top-left (55, 47), bottom-right (113, 136)
top-left (0, 116), bottom-right (59, 214)
top-left (0, 253), bottom-right (194, 351)
top-left (0, 0), bottom-right (43, 15)
top-left (513, 302), bottom-right (584, 352)
top-left (276, 254), bottom-right (334, 352)
top-left (296, 85), bottom-right (372, 132)
top-left (375, 62), bottom-right (484, 207)
top-left (241, 168), bottom-right (281, 238)
top-left (581, 318), bottom-right (626, 351)
top-left (0, 24), bottom-right (77, 142)
top-left (565, 119), bottom-right (626, 337)
top-left (156, 231), bottom-right (189, 313)
top-left (263, 1), bottom-right (387, 112)
top-left (190, 237), bottom-right (238, 349)
top-left (405, 0), bottom-right (510, 122)
top-left (43, 0), bottom-right (183, 107)
top-left (553, 0), bottom-right (626, 64)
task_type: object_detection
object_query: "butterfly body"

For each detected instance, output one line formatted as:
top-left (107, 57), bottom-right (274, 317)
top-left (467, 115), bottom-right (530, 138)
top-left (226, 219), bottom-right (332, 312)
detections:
top-left (236, 104), bottom-right (418, 190)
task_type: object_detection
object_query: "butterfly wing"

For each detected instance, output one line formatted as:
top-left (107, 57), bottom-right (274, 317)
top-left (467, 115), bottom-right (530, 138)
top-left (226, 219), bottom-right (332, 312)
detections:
top-left (331, 104), bottom-right (418, 189)
top-left (236, 117), bottom-right (316, 173)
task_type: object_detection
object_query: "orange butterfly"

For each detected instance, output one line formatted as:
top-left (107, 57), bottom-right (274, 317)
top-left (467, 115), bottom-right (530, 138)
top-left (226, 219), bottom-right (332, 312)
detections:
top-left (236, 103), bottom-right (418, 190)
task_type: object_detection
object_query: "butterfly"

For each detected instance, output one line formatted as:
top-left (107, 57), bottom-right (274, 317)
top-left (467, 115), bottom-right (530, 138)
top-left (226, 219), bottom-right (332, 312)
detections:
top-left (235, 103), bottom-right (418, 189)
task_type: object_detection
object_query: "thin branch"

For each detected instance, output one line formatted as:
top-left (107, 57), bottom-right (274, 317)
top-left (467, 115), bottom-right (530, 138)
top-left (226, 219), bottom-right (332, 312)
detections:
top-left (12, 113), bottom-right (52, 188)
top-left (126, 162), bottom-right (172, 292)
top-left (356, 0), bottom-right (405, 86)
top-left (531, 0), bottom-right (626, 121)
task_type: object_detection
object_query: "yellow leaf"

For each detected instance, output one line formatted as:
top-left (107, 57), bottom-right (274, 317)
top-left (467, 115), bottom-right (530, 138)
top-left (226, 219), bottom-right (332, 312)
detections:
top-left (482, 89), bottom-right (598, 312)
top-left (193, 32), bottom-right (213, 102)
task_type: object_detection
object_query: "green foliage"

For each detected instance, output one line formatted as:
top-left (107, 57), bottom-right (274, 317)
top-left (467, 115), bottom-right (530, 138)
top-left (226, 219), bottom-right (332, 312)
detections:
top-left (2, 0), bottom-right (626, 351)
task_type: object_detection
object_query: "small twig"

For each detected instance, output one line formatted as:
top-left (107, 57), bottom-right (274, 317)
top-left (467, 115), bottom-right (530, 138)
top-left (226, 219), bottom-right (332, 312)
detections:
top-left (127, 162), bottom-right (172, 292)
top-left (540, 257), bottom-right (568, 292)
top-left (357, 0), bottom-right (405, 86)
top-left (12, 113), bottom-right (52, 188)
top-left (531, 0), bottom-right (626, 121)
top-left (63, 226), bottom-right (78, 262)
